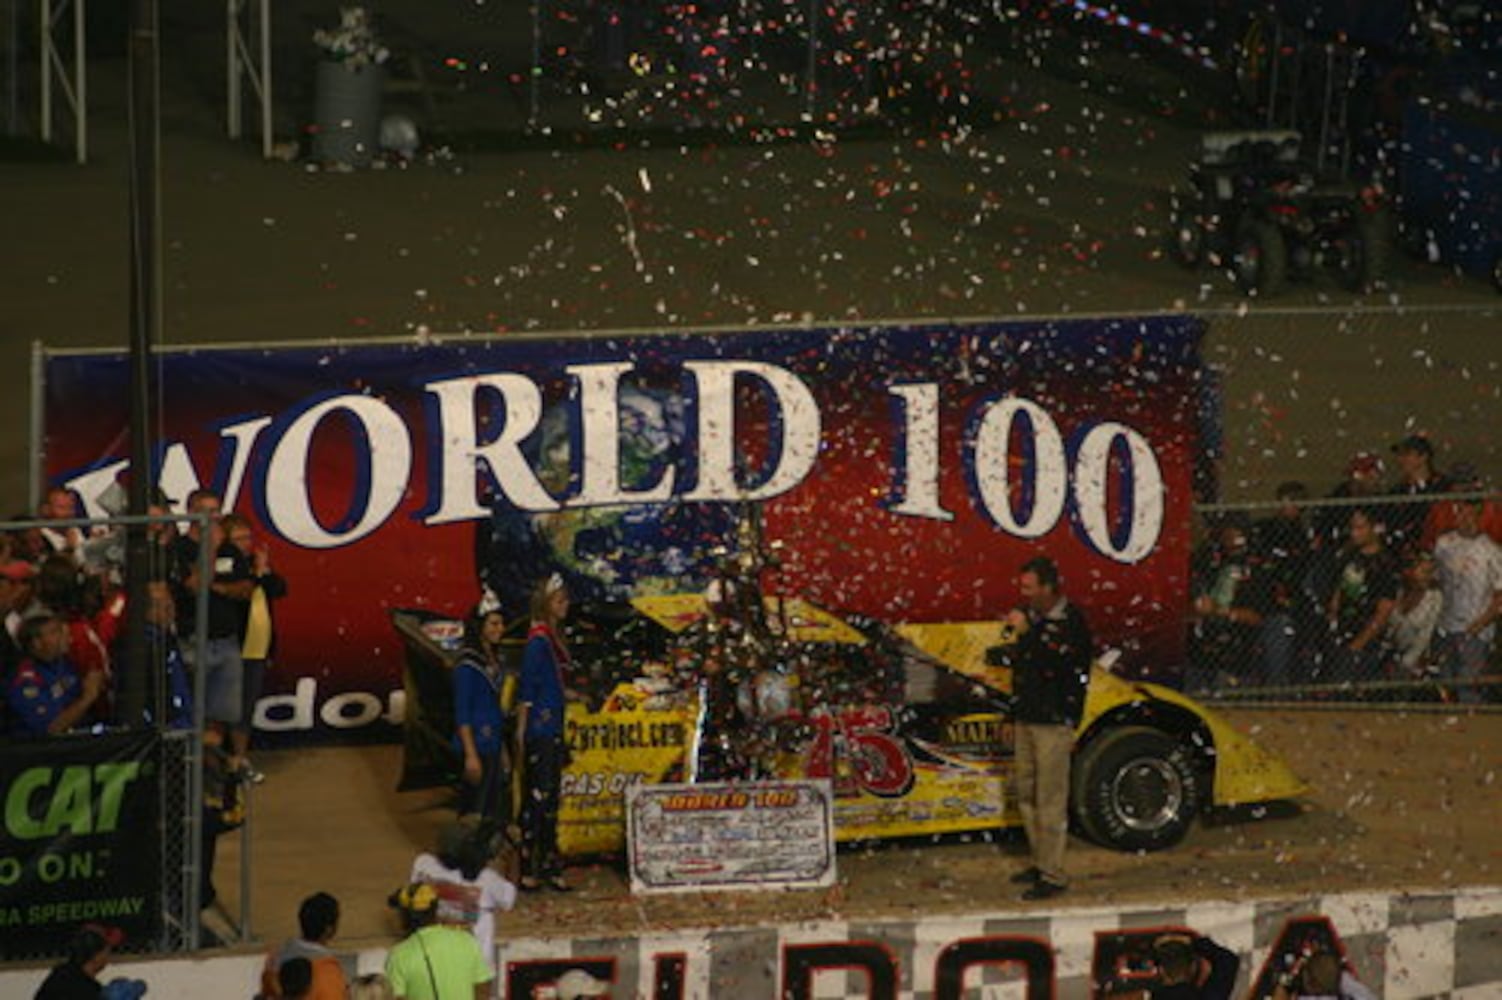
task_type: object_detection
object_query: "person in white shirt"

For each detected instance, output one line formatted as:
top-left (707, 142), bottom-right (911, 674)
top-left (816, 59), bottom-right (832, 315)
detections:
top-left (1384, 552), bottom-right (1442, 677)
top-left (1432, 497), bottom-right (1502, 704)
top-left (408, 820), bottom-right (517, 968)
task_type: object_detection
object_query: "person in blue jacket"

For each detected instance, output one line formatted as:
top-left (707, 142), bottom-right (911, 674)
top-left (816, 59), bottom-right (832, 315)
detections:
top-left (453, 605), bottom-right (514, 838)
top-left (516, 574), bottom-right (574, 892)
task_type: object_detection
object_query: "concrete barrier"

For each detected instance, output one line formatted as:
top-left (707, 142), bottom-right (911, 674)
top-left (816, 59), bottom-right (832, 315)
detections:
top-left (2, 885), bottom-right (1497, 997)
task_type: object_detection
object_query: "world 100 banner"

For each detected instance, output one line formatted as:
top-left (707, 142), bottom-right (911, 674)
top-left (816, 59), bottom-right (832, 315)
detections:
top-left (41, 317), bottom-right (1211, 738)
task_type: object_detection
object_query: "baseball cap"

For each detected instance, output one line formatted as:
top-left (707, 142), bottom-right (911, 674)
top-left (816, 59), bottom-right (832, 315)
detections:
top-left (1391, 434), bottom-right (1434, 457)
top-left (100, 979), bottom-right (147, 1000)
top-left (388, 883), bottom-right (439, 915)
top-left (0, 560), bottom-right (37, 583)
top-left (81, 923), bottom-right (126, 948)
top-left (1346, 452), bottom-right (1384, 477)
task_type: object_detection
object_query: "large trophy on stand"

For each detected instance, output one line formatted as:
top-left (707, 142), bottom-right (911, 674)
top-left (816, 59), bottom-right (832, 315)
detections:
top-left (693, 502), bottom-right (798, 781)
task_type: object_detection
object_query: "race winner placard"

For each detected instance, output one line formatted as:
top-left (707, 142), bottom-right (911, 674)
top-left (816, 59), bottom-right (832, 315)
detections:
top-left (626, 780), bottom-right (836, 894)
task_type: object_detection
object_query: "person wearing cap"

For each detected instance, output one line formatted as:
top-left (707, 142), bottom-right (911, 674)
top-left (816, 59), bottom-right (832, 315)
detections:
top-left (1385, 434), bottom-right (1452, 558)
top-left (7, 615), bottom-right (105, 737)
top-left (34, 923), bottom-right (136, 999)
top-left (384, 883), bottom-right (493, 1000)
top-left (516, 574), bottom-right (575, 893)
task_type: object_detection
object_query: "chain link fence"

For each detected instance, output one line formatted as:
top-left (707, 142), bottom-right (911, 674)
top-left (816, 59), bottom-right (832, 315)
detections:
top-left (0, 511), bottom-right (252, 961)
top-left (1184, 488), bottom-right (1501, 707)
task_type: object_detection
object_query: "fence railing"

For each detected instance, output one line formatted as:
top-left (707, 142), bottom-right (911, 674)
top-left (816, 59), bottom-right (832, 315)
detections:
top-left (1183, 488), bottom-right (1501, 707)
top-left (0, 511), bottom-right (254, 960)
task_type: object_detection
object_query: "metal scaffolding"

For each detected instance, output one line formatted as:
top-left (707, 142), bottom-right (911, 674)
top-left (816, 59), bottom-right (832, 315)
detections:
top-left (226, 0), bottom-right (272, 158)
top-left (38, 0), bottom-right (84, 162)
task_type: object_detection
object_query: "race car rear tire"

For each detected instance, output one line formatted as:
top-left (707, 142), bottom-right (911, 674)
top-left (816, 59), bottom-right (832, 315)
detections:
top-left (1070, 726), bottom-right (1203, 852)
top-left (1232, 220), bottom-right (1287, 297)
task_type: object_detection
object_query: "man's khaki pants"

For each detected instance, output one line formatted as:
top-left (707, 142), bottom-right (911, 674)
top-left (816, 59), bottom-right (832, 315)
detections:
top-left (1015, 722), bottom-right (1074, 886)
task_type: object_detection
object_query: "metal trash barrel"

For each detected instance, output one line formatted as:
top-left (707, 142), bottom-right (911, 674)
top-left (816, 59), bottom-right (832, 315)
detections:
top-left (312, 60), bottom-right (384, 166)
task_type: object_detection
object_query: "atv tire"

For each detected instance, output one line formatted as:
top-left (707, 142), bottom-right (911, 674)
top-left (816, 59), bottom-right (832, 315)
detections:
top-left (1337, 208), bottom-right (1393, 292)
top-left (1233, 219), bottom-right (1287, 296)
top-left (1070, 726), bottom-right (1203, 852)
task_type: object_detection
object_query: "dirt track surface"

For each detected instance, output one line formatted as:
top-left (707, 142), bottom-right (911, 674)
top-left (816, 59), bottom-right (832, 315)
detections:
top-left (220, 706), bottom-right (1501, 949)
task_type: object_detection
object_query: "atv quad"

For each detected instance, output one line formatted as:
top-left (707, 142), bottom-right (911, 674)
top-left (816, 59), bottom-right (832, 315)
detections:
top-left (1168, 129), bottom-right (1392, 296)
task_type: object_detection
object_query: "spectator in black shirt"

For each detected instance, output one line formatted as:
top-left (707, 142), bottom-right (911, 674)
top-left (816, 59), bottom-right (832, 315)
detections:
top-left (1385, 434), bottom-right (1451, 558)
top-left (33, 923), bottom-right (145, 999)
top-left (1253, 482), bottom-right (1320, 688)
top-left (1188, 517), bottom-right (1278, 693)
top-left (1325, 509), bottom-right (1400, 684)
top-left (171, 489), bottom-right (252, 770)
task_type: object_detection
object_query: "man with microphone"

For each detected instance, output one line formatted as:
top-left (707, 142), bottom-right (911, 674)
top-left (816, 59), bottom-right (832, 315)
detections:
top-left (1003, 555), bottom-right (1093, 901)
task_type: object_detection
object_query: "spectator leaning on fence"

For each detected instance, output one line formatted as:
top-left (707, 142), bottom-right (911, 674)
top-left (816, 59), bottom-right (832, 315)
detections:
top-left (1432, 490), bottom-right (1502, 704)
top-left (1188, 516), bottom-right (1279, 692)
top-left (222, 512), bottom-right (286, 782)
top-left (1326, 509), bottom-right (1400, 684)
top-left (35, 553), bottom-right (119, 726)
top-left (6, 614), bottom-right (105, 737)
top-left (172, 489), bottom-right (252, 770)
top-left (1384, 552), bottom-right (1443, 679)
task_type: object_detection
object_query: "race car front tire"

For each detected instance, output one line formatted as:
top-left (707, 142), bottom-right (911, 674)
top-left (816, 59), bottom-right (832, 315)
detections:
top-left (1070, 726), bottom-right (1203, 852)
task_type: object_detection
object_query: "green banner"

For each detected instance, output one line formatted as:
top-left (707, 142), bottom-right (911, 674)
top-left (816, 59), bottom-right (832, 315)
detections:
top-left (0, 730), bottom-right (161, 958)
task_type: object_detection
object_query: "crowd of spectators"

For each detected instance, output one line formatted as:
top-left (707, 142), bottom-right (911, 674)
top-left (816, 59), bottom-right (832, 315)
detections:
top-left (1188, 434), bottom-right (1502, 701)
top-left (1, 482), bottom-right (286, 755)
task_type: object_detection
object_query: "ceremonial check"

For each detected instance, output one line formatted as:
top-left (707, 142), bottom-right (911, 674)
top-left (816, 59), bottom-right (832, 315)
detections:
top-left (626, 780), bottom-right (836, 894)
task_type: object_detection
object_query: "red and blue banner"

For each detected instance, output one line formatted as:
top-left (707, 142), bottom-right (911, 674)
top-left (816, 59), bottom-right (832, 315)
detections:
top-left (43, 317), bottom-right (1209, 737)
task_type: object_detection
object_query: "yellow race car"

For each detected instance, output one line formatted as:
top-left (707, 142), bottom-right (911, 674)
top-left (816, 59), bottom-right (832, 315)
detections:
top-left (396, 594), bottom-right (1306, 857)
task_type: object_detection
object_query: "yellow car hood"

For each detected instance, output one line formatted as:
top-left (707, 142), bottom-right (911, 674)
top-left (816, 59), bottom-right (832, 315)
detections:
top-left (897, 621), bottom-right (1308, 807)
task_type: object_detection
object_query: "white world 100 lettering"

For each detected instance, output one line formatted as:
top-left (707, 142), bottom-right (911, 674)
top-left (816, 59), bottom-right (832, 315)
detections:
top-left (63, 360), bottom-right (1165, 563)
